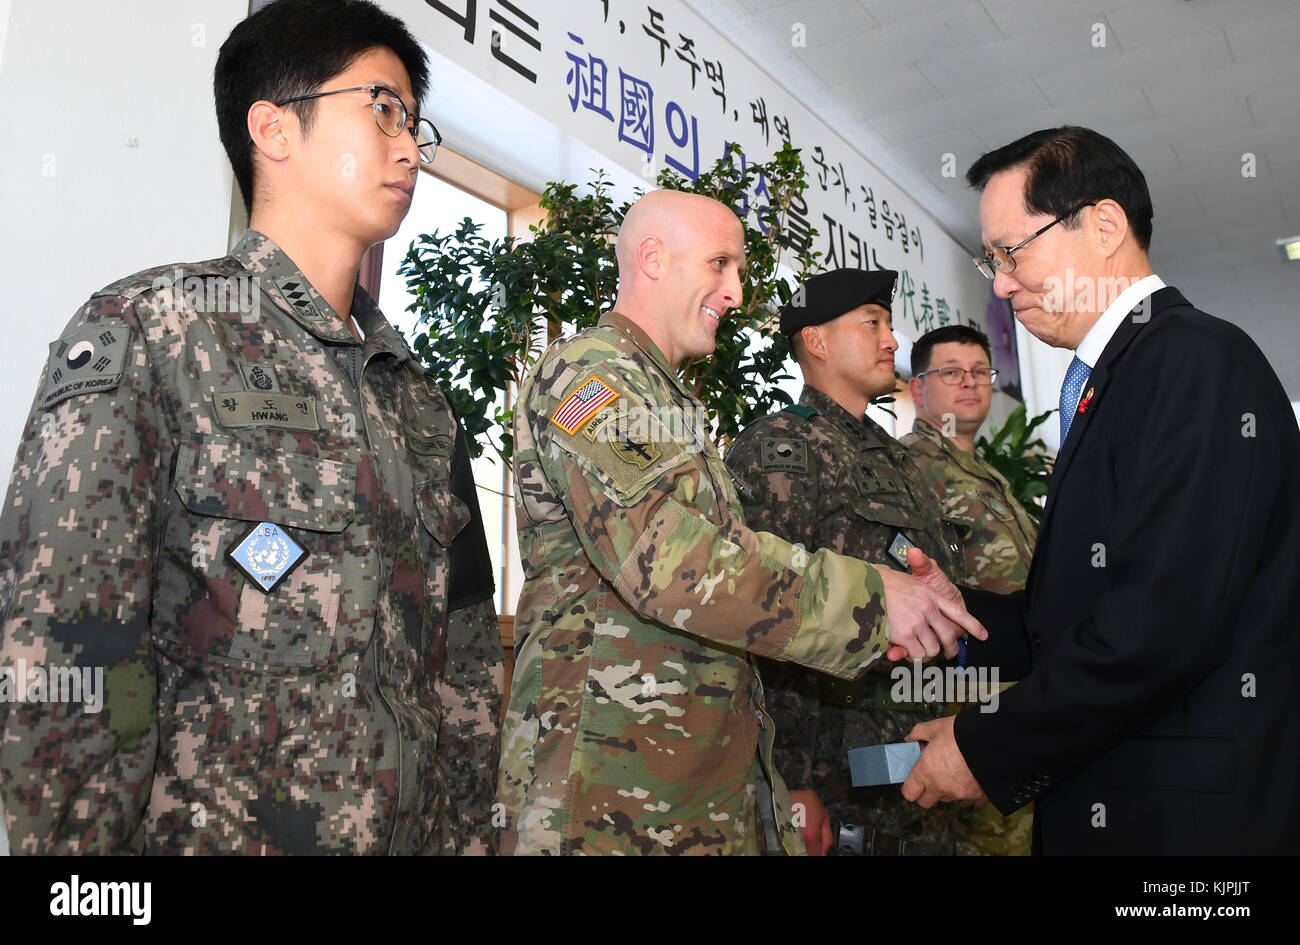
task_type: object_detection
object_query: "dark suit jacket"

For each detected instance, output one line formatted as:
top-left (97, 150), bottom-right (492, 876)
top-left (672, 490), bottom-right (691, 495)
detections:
top-left (957, 286), bottom-right (1300, 854)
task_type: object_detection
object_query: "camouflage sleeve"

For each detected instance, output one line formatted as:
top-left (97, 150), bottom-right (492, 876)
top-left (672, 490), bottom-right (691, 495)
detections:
top-left (0, 294), bottom-right (167, 853)
top-left (528, 344), bottom-right (890, 679)
top-left (437, 597), bottom-right (504, 854)
top-left (436, 421), bottom-right (504, 855)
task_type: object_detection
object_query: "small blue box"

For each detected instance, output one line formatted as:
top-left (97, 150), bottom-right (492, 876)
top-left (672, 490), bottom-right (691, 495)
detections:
top-left (848, 742), bottom-right (922, 786)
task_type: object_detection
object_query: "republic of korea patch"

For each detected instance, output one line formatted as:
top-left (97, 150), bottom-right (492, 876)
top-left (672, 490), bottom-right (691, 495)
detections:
top-left (41, 324), bottom-right (130, 410)
top-left (227, 522), bottom-right (307, 592)
top-left (760, 437), bottom-right (808, 473)
top-left (551, 375), bottom-right (620, 435)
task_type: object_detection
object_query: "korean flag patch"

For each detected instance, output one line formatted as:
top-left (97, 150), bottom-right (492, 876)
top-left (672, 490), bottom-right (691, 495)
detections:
top-left (41, 324), bottom-right (130, 410)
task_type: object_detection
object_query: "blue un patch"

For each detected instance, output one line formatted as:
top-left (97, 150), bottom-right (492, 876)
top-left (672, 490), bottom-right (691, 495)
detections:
top-left (227, 522), bottom-right (307, 592)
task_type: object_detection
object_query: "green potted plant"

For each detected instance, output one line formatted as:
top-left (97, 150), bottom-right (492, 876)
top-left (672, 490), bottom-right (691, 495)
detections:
top-left (975, 404), bottom-right (1057, 524)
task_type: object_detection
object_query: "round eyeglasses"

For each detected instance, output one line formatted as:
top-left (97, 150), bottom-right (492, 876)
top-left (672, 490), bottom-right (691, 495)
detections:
top-left (275, 84), bottom-right (441, 165)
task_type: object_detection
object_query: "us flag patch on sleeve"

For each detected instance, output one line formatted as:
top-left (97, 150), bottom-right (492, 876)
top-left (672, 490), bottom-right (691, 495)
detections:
top-left (551, 375), bottom-right (620, 435)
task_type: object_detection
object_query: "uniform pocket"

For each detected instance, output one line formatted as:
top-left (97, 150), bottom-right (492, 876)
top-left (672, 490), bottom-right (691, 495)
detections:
top-left (415, 480), bottom-right (470, 547)
top-left (168, 434), bottom-right (354, 669)
top-left (412, 480), bottom-right (470, 654)
top-left (849, 498), bottom-right (917, 532)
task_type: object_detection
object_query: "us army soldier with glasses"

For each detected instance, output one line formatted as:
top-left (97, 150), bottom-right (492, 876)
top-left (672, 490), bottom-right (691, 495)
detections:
top-left (902, 324), bottom-right (1039, 855)
top-left (0, 0), bottom-right (502, 854)
top-left (496, 189), bottom-right (984, 855)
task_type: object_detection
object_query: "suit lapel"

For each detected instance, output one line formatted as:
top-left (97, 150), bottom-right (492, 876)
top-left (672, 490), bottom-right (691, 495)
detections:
top-left (1031, 287), bottom-right (1190, 577)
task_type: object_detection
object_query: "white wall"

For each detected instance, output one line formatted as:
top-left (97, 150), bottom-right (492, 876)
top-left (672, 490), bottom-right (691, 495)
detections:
top-left (0, 0), bottom-right (246, 474)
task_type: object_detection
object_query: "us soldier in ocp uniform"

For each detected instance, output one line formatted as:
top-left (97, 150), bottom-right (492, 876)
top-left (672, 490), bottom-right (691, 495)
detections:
top-left (0, 0), bottom-right (503, 854)
top-left (902, 324), bottom-right (1039, 855)
top-left (496, 190), bottom-right (985, 855)
top-left (725, 268), bottom-right (973, 856)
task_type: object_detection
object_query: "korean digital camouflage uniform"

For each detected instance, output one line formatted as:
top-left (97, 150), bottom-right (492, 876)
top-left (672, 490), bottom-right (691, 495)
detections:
top-left (902, 414), bottom-right (1038, 855)
top-left (0, 230), bottom-right (503, 854)
top-left (497, 312), bottom-right (905, 856)
top-left (726, 385), bottom-right (970, 855)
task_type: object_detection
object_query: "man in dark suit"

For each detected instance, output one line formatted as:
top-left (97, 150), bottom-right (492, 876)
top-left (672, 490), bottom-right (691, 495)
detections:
top-left (901, 126), bottom-right (1300, 854)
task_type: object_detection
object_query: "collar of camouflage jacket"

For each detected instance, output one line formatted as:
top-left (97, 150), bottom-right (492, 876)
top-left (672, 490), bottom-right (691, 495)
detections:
top-left (799, 384), bottom-right (898, 454)
top-left (597, 311), bottom-right (676, 377)
top-left (910, 415), bottom-right (1004, 483)
top-left (231, 229), bottom-right (413, 365)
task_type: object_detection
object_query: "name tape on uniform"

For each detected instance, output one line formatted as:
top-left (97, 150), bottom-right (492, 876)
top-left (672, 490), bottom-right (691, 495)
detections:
top-left (212, 392), bottom-right (319, 430)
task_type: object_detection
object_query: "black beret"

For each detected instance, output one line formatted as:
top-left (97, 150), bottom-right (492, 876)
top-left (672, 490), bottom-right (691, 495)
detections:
top-left (779, 268), bottom-right (899, 336)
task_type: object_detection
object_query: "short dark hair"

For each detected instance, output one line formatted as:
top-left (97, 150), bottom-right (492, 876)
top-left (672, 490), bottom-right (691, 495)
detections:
top-left (966, 126), bottom-right (1153, 251)
top-left (215, 0), bottom-right (429, 214)
top-left (911, 325), bottom-right (991, 376)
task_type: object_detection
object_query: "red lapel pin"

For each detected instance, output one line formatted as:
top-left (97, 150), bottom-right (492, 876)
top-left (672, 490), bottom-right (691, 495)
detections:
top-left (1078, 387), bottom-right (1095, 415)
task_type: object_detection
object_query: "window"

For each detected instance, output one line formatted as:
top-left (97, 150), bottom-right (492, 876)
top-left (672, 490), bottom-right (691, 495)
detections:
top-left (375, 153), bottom-right (540, 615)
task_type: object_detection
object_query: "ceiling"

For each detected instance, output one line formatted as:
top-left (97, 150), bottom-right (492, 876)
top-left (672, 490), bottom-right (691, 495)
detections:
top-left (683, 0), bottom-right (1300, 399)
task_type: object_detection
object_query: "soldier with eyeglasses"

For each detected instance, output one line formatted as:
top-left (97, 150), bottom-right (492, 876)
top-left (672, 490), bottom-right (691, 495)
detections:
top-left (0, 0), bottom-right (501, 855)
top-left (902, 324), bottom-right (1039, 855)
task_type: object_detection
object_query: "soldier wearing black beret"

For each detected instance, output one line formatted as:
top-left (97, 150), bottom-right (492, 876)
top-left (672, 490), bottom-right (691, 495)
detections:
top-left (728, 267), bottom-right (971, 856)
top-left (779, 267), bottom-right (899, 336)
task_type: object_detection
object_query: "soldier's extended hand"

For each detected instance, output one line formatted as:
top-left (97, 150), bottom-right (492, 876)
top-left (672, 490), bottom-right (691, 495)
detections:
top-left (906, 546), bottom-right (966, 606)
top-left (876, 548), bottom-right (986, 662)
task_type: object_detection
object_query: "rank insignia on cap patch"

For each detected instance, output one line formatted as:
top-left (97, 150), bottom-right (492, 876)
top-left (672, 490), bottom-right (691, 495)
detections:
top-left (227, 522), bottom-right (307, 592)
top-left (551, 376), bottom-right (620, 435)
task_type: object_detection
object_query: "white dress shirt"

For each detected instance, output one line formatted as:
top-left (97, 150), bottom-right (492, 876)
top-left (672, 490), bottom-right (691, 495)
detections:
top-left (1074, 273), bottom-right (1166, 369)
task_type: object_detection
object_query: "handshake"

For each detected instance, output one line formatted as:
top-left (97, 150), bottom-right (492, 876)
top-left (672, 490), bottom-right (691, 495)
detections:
top-left (795, 548), bottom-right (991, 855)
top-left (876, 546), bottom-right (985, 663)
top-left (877, 549), bottom-right (989, 813)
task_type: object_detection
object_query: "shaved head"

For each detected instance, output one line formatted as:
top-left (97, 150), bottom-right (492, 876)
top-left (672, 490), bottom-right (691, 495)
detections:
top-left (611, 190), bottom-right (746, 368)
top-left (615, 190), bottom-right (736, 275)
